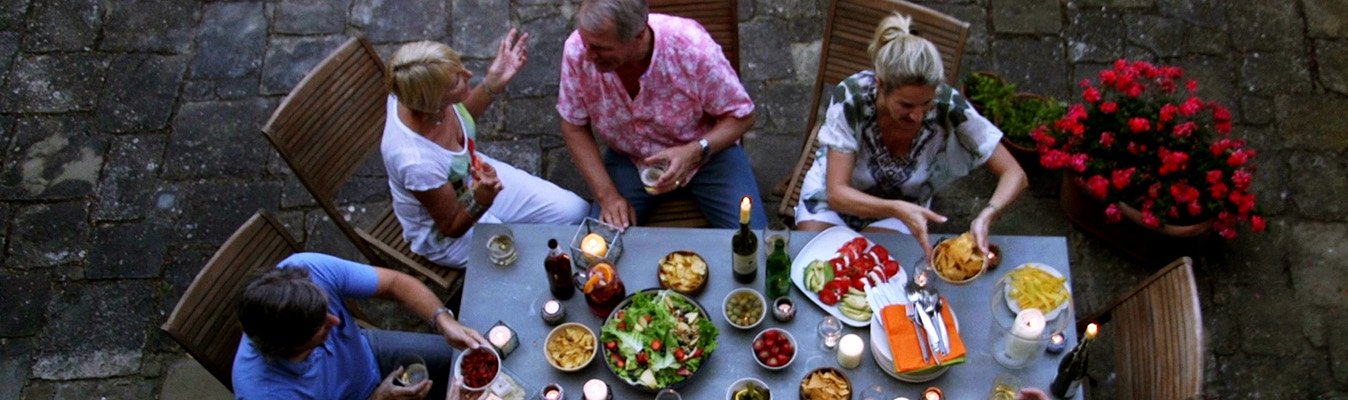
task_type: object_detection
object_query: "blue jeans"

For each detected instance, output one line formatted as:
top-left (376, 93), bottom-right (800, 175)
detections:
top-left (362, 329), bottom-right (455, 399)
top-left (598, 145), bottom-right (767, 229)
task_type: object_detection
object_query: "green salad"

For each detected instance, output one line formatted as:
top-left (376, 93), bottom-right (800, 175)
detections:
top-left (600, 290), bottom-right (719, 389)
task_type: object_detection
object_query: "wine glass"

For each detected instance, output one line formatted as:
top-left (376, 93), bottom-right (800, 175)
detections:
top-left (763, 221), bottom-right (790, 251)
top-left (394, 354), bottom-right (428, 387)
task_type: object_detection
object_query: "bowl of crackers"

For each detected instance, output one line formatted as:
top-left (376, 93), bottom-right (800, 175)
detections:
top-left (798, 367), bottom-right (851, 400)
top-left (931, 232), bottom-right (989, 284)
top-left (544, 322), bottom-right (597, 372)
top-left (658, 250), bottom-right (709, 294)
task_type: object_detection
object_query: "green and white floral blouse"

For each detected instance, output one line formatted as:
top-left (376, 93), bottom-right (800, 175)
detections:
top-left (796, 70), bottom-right (1002, 230)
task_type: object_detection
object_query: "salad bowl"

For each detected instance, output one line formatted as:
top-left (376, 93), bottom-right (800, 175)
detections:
top-left (600, 289), bottom-right (719, 392)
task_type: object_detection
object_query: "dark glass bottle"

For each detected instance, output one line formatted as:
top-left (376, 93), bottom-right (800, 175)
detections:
top-left (765, 239), bottom-right (791, 299)
top-left (545, 239), bottom-right (574, 300)
top-left (1050, 325), bottom-right (1099, 398)
top-left (731, 198), bottom-right (758, 284)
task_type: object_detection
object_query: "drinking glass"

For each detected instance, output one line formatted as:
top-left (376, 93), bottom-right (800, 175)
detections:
top-left (859, 385), bottom-right (892, 400)
top-left (989, 373), bottom-right (1022, 400)
top-left (817, 316), bottom-right (843, 351)
top-left (394, 354), bottom-right (428, 387)
top-left (487, 227), bottom-right (518, 267)
top-left (579, 263), bottom-right (626, 317)
top-left (763, 221), bottom-right (790, 251)
top-left (654, 388), bottom-right (682, 400)
top-left (639, 161), bottom-right (668, 194)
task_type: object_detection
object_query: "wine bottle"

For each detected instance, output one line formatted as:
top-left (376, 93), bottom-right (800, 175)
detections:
top-left (765, 239), bottom-right (791, 298)
top-left (1050, 323), bottom-right (1099, 398)
top-left (544, 239), bottom-right (575, 300)
top-left (732, 196), bottom-right (758, 284)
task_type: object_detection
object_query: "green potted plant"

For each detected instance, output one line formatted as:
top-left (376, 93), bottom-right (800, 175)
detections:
top-left (999, 93), bottom-right (1065, 156)
top-left (961, 71), bottom-right (1015, 123)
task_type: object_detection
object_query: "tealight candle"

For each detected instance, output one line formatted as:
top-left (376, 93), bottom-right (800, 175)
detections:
top-left (488, 321), bottom-right (518, 358)
top-left (1046, 332), bottom-right (1067, 354)
top-left (923, 387), bottom-right (944, 400)
top-left (772, 297), bottom-right (795, 322)
top-left (1004, 308), bottom-right (1046, 363)
top-left (836, 333), bottom-right (864, 368)
top-left (539, 383), bottom-right (564, 400)
top-left (583, 379), bottom-right (611, 400)
top-left (580, 233), bottom-right (607, 258)
top-left (541, 300), bottom-right (565, 325)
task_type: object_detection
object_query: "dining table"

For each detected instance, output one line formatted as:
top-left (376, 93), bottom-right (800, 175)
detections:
top-left (462, 223), bottom-right (1084, 399)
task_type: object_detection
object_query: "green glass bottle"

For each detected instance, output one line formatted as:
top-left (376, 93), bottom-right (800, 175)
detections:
top-left (765, 239), bottom-right (791, 299)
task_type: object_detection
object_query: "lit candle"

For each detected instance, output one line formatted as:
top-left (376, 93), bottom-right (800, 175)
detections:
top-left (1004, 308), bottom-right (1046, 362)
top-left (739, 196), bottom-right (751, 224)
top-left (1046, 332), bottom-right (1067, 354)
top-left (583, 379), bottom-right (610, 400)
top-left (922, 387), bottom-right (944, 400)
top-left (836, 333), bottom-right (864, 368)
top-left (540, 383), bottom-right (564, 400)
top-left (772, 297), bottom-right (795, 322)
top-left (541, 300), bottom-right (565, 325)
top-left (488, 321), bottom-right (518, 357)
top-left (581, 233), bottom-right (607, 258)
top-left (1085, 322), bottom-right (1099, 340)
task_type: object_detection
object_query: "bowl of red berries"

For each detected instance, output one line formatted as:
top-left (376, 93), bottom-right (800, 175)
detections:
top-left (751, 327), bottom-right (796, 370)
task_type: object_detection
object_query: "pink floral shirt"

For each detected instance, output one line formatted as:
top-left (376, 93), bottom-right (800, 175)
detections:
top-left (556, 14), bottom-right (755, 160)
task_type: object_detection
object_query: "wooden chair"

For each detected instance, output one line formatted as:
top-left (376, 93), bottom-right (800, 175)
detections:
top-left (777, 0), bottom-right (969, 221)
top-left (159, 211), bottom-right (302, 391)
top-left (1079, 257), bottom-right (1205, 399)
top-left (261, 37), bottom-right (463, 302)
top-left (643, 0), bottom-right (739, 228)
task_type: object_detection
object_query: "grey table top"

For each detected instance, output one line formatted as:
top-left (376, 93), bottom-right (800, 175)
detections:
top-left (463, 223), bottom-right (1080, 399)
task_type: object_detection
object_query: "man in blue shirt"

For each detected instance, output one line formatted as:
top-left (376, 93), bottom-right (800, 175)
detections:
top-left (233, 253), bottom-right (486, 399)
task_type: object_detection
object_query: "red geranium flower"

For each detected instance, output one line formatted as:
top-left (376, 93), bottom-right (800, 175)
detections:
top-left (1035, 59), bottom-right (1263, 239)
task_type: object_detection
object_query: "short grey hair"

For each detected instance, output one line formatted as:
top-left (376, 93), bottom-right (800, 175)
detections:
top-left (578, 0), bottom-right (649, 42)
top-left (868, 12), bottom-right (944, 91)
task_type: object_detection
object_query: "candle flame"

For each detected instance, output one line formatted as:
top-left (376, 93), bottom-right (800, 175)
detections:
top-left (1085, 323), bottom-right (1099, 339)
top-left (740, 196), bottom-right (751, 209)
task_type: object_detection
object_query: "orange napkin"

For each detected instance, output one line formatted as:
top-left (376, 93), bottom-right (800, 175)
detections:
top-left (879, 296), bottom-right (967, 373)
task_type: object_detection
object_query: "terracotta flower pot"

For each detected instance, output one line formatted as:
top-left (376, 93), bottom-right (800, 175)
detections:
top-left (1059, 174), bottom-right (1215, 262)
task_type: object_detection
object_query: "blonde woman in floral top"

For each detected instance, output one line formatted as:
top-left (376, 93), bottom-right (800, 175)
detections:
top-left (795, 13), bottom-right (1027, 260)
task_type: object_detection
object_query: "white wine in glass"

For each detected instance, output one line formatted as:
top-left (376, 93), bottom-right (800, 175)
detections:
top-left (395, 355), bottom-right (428, 387)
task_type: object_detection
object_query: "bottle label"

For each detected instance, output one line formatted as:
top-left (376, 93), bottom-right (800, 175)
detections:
top-left (733, 254), bottom-right (756, 275)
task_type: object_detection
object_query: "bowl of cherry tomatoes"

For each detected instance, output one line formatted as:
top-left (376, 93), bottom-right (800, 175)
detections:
top-left (751, 327), bottom-right (796, 370)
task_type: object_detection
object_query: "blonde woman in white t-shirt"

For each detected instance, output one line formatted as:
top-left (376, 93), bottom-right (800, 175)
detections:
top-left (383, 33), bottom-right (588, 267)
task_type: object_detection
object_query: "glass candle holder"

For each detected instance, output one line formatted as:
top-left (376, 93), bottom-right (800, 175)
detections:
top-left (569, 218), bottom-right (623, 270)
top-left (989, 274), bottom-right (1072, 369)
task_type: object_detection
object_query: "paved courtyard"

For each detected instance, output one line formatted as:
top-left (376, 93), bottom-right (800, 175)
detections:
top-left (0, 0), bottom-right (1345, 398)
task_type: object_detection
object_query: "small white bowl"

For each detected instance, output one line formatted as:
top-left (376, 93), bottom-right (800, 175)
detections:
top-left (544, 322), bottom-right (597, 372)
top-left (723, 288), bottom-right (766, 330)
top-left (452, 346), bottom-right (501, 392)
top-left (751, 328), bottom-right (797, 370)
top-left (726, 377), bottom-right (771, 400)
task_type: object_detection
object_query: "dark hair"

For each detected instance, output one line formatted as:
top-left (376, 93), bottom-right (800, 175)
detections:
top-left (238, 267), bottom-right (329, 358)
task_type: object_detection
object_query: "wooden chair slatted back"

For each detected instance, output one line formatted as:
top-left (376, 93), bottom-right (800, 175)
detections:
top-left (160, 211), bottom-right (300, 391)
top-left (1085, 257), bottom-right (1204, 399)
top-left (778, 0), bottom-right (969, 220)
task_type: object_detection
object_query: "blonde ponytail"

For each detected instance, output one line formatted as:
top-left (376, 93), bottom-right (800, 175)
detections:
top-left (868, 12), bottom-right (943, 91)
top-left (387, 41), bottom-right (465, 115)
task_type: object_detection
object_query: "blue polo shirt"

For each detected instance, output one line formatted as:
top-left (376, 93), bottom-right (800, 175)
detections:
top-left (232, 253), bottom-right (381, 400)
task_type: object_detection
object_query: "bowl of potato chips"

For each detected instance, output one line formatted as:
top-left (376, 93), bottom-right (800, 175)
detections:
top-left (932, 232), bottom-right (988, 284)
top-left (658, 251), bottom-right (709, 294)
top-left (544, 322), bottom-right (597, 372)
top-left (1003, 263), bottom-right (1071, 320)
top-left (798, 367), bottom-right (851, 400)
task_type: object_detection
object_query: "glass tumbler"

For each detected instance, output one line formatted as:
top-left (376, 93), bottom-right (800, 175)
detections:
top-left (817, 316), bottom-right (843, 351)
top-left (487, 227), bottom-right (518, 267)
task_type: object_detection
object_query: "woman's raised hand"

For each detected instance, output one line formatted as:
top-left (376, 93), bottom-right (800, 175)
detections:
top-left (471, 161), bottom-right (502, 207)
top-left (484, 28), bottom-right (530, 94)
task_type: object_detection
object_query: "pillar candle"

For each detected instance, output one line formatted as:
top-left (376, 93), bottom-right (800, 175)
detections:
top-left (1004, 308), bottom-right (1046, 362)
top-left (836, 333), bottom-right (864, 368)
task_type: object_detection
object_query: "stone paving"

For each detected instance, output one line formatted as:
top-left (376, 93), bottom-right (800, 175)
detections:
top-left (0, 0), bottom-right (1345, 398)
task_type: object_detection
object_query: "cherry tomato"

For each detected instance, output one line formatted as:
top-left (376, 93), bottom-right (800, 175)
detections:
top-left (650, 339), bottom-right (662, 352)
top-left (883, 259), bottom-right (900, 279)
top-left (675, 348), bottom-right (686, 360)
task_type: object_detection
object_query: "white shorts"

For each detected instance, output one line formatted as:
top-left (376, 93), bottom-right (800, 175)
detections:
top-left (792, 201), bottom-right (912, 234)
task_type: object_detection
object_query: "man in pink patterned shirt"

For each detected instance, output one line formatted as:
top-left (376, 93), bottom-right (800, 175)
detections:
top-left (557, 0), bottom-right (767, 229)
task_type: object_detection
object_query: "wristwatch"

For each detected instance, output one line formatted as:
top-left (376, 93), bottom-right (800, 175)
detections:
top-left (697, 138), bottom-right (711, 163)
